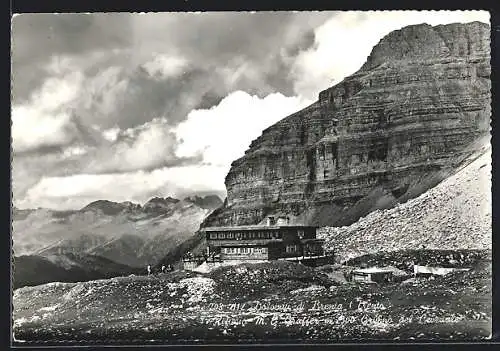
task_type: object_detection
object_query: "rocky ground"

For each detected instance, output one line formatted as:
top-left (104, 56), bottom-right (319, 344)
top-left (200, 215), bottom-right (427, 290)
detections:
top-left (318, 147), bottom-right (491, 262)
top-left (13, 253), bottom-right (491, 344)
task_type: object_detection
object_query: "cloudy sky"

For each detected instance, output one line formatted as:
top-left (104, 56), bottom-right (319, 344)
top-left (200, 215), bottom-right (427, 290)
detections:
top-left (11, 10), bottom-right (489, 210)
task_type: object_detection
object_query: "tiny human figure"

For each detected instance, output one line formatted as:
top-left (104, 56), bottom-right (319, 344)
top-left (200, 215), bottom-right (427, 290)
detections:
top-left (147, 264), bottom-right (151, 275)
top-left (161, 265), bottom-right (166, 273)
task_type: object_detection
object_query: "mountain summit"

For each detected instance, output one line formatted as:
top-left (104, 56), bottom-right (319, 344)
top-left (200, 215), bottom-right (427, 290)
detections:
top-left (203, 22), bottom-right (491, 228)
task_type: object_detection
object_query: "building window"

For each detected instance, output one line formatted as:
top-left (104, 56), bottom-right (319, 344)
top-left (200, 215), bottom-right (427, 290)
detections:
top-left (210, 233), bottom-right (217, 239)
top-left (218, 233), bottom-right (225, 239)
top-left (319, 145), bottom-right (325, 160)
top-left (286, 245), bottom-right (297, 253)
top-left (227, 233), bottom-right (234, 239)
top-left (255, 247), bottom-right (267, 254)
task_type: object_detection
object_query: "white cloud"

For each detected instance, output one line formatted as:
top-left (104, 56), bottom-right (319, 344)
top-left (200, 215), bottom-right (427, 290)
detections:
top-left (112, 118), bottom-right (178, 170)
top-left (17, 91), bottom-right (313, 209)
top-left (84, 117), bottom-right (184, 174)
top-left (80, 66), bottom-right (130, 117)
top-left (19, 165), bottom-right (227, 210)
top-left (44, 55), bottom-right (80, 76)
top-left (292, 10), bottom-right (490, 98)
top-left (174, 90), bottom-right (312, 167)
top-left (102, 126), bottom-right (120, 142)
top-left (141, 54), bottom-right (188, 79)
top-left (12, 71), bottom-right (84, 153)
top-left (62, 145), bottom-right (89, 158)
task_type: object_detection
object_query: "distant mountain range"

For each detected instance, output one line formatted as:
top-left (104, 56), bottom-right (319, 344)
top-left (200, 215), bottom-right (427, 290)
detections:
top-left (12, 195), bottom-right (223, 288)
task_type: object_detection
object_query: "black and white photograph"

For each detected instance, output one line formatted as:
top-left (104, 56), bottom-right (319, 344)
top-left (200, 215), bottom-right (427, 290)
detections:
top-left (11, 10), bottom-right (492, 344)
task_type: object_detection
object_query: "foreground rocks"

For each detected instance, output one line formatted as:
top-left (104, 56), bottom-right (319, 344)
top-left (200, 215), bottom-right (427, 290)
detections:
top-left (204, 21), bottom-right (491, 227)
top-left (13, 254), bottom-right (491, 344)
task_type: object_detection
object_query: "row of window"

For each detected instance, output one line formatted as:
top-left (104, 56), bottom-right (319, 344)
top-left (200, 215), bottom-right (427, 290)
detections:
top-left (222, 247), bottom-right (268, 254)
top-left (209, 231), bottom-right (282, 240)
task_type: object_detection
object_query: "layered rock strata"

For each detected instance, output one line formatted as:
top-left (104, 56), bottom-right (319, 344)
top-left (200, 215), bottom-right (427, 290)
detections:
top-left (203, 22), bottom-right (491, 227)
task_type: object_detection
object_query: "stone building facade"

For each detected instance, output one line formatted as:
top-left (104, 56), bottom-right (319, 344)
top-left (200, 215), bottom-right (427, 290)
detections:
top-left (201, 216), bottom-right (326, 263)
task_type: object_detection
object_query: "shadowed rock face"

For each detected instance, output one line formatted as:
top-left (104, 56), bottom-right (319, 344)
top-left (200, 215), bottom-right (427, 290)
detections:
top-left (184, 195), bottom-right (224, 210)
top-left (203, 22), bottom-right (491, 227)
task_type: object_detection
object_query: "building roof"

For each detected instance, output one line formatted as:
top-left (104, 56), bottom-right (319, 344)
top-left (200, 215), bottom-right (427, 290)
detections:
top-left (353, 267), bottom-right (397, 274)
top-left (302, 238), bottom-right (325, 242)
top-left (200, 225), bottom-right (318, 232)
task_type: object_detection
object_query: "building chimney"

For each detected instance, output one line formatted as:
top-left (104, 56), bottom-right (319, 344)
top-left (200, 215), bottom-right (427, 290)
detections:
top-left (266, 216), bottom-right (275, 226)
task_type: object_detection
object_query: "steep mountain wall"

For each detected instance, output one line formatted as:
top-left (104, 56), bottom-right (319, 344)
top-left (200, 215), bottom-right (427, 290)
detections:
top-left (203, 22), bottom-right (491, 227)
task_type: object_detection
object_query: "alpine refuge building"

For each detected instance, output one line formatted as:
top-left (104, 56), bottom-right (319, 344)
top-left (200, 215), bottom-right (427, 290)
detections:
top-left (183, 216), bottom-right (333, 270)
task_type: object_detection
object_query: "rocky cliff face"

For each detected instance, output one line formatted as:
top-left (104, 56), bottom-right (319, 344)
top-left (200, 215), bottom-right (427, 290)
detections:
top-left (203, 22), bottom-right (491, 227)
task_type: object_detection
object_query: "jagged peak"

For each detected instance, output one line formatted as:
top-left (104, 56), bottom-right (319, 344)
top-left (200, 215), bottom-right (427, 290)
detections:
top-left (144, 196), bottom-right (180, 205)
top-left (362, 21), bottom-right (490, 71)
top-left (80, 199), bottom-right (142, 215)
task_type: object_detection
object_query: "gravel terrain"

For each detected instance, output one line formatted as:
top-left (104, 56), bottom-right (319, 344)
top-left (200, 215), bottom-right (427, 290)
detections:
top-left (318, 148), bottom-right (491, 262)
top-left (13, 255), bottom-right (491, 344)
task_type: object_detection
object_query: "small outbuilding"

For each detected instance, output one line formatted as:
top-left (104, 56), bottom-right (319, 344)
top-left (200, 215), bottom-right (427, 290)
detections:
top-left (350, 267), bottom-right (398, 283)
top-left (413, 265), bottom-right (470, 277)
